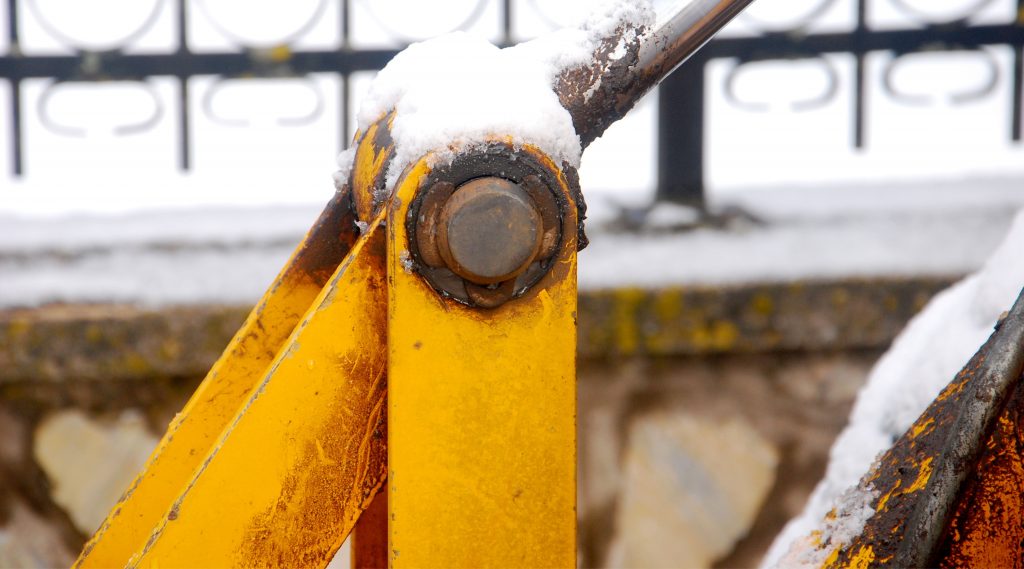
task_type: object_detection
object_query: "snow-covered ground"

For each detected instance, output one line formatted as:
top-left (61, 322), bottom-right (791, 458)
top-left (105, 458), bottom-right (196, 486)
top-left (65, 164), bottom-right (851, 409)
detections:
top-left (1, 177), bottom-right (1021, 308)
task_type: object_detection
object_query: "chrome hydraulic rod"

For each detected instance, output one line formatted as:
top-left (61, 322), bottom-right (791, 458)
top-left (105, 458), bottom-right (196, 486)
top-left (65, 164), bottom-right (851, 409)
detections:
top-left (558, 0), bottom-right (756, 147)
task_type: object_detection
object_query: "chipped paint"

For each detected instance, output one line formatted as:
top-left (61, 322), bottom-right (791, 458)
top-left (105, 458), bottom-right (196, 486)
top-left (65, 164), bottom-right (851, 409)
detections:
top-left (815, 293), bottom-right (1024, 568)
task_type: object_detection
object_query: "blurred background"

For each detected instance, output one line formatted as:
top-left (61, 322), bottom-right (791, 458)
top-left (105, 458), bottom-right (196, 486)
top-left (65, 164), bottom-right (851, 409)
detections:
top-left (1, 0), bottom-right (1022, 567)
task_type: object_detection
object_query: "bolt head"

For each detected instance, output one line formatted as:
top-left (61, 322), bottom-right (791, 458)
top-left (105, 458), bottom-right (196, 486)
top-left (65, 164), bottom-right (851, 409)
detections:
top-left (437, 177), bottom-right (543, 285)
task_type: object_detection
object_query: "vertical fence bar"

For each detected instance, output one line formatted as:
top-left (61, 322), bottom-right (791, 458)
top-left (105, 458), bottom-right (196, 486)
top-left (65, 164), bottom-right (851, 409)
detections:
top-left (341, 73), bottom-right (351, 149)
top-left (340, 0), bottom-right (351, 149)
top-left (4, 0), bottom-right (14, 44)
top-left (176, 0), bottom-right (191, 171)
top-left (852, 0), bottom-right (868, 149)
top-left (1018, 0), bottom-right (1024, 141)
top-left (10, 79), bottom-right (21, 176)
top-left (501, 0), bottom-right (513, 45)
top-left (178, 79), bottom-right (190, 170)
top-left (341, 0), bottom-right (350, 47)
top-left (7, 0), bottom-right (22, 176)
top-left (1012, 41), bottom-right (1022, 142)
top-left (656, 52), bottom-right (707, 207)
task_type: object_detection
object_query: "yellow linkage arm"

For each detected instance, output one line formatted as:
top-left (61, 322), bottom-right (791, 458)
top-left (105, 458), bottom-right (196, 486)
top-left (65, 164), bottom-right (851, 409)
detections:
top-left (78, 118), bottom-right (581, 567)
top-left (129, 212), bottom-right (390, 567)
top-left (386, 148), bottom-right (579, 568)
top-left (76, 191), bottom-right (362, 568)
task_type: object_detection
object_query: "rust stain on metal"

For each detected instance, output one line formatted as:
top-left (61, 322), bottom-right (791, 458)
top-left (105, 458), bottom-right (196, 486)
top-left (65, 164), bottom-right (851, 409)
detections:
top-left (289, 186), bottom-right (361, 287)
top-left (824, 308), bottom-right (1024, 567)
top-left (352, 484), bottom-right (389, 569)
top-left (434, 176), bottom-right (543, 285)
top-left (933, 382), bottom-right (1024, 569)
top-left (556, 23), bottom-right (646, 149)
top-left (413, 181), bottom-right (455, 269)
top-left (825, 350), bottom-right (978, 567)
top-left (405, 142), bottom-right (583, 308)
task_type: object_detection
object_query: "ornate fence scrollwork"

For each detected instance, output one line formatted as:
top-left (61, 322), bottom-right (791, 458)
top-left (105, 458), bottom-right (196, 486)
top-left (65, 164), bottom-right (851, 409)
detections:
top-left (357, 0), bottom-right (489, 43)
top-left (883, 49), bottom-right (1000, 106)
top-left (25, 0), bottom-right (165, 52)
top-left (37, 79), bottom-right (164, 136)
top-left (1, 0), bottom-right (1021, 205)
top-left (736, 0), bottom-right (839, 33)
top-left (889, 0), bottom-right (998, 26)
top-left (657, 0), bottom-right (1022, 205)
top-left (195, 0), bottom-right (329, 48)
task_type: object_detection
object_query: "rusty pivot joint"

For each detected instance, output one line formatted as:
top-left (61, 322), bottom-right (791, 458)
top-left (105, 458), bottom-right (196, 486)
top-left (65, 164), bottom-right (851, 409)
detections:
top-left (406, 144), bottom-right (585, 309)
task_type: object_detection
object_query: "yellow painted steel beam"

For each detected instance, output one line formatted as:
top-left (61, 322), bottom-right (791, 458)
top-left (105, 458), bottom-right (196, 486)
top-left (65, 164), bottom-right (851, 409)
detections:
top-left (386, 152), bottom-right (578, 568)
top-left (76, 190), bottom-right (361, 568)
top-left (127, 213), bottom-right (390, 568)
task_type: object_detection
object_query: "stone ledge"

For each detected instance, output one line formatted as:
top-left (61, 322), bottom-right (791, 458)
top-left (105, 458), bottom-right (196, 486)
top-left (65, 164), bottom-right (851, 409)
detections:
top-left (579, 276), bottom-right (954, 357)
top-left (0, 276), bottom-right (955, 383)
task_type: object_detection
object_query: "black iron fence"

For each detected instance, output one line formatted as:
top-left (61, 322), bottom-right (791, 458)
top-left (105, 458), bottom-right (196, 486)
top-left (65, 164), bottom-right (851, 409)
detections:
top-left (1, 0), bottom-right (1022, 206)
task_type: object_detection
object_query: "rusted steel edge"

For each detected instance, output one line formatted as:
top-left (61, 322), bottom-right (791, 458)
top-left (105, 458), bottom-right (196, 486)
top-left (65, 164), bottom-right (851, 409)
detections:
top-left (895, 286), bottom-right (1024, 568)
top-left (557, 0), bottom-right (756, 148)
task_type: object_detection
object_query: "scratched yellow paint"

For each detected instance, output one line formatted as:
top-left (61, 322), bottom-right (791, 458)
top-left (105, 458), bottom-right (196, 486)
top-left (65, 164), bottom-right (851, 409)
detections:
top-left (351, 115), bottom-right (395, 221)
top-left (128, 215), bottom-right (390, 568)
top-left (76, 194), bottom-right (358, 568)
top-left (386, 153), bottom-right (577, 568)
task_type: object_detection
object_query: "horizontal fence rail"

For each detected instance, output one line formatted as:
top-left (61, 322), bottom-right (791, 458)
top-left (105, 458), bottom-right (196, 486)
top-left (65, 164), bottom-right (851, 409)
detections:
top-left (1, 0), bottom-right (1022, 205)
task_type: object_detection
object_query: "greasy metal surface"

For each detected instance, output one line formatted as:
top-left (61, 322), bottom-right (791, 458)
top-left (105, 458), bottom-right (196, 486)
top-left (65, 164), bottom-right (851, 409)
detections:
top-left (895, 287), bottom-right (1024, 567)
top-left (406, 143), bottom-right (579, 307)
top-left (388, 151), bottom-right (578, 568)
top-left (557, 0), bottom-right (755, 147)
top-left (352, 485), bottom-right (388, 569)
top-left (822, 286), bottom-right (1024, 568)
top-left (75, 187), bottom-right (361, 568)
top-left (436, 177), bottom-right (542, 285)
top-left (127, 214), bottom-right (389, 568)
top-left (631, 0), bottom-right (757, 102)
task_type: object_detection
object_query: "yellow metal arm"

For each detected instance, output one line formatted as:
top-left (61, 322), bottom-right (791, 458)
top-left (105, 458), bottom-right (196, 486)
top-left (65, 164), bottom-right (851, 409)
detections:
top-left (76, 190), bottom-right (363, 568)
top-left (386, 150), bottom-right (578, 568)
top-left (129, 212), bottom-right (389, 567)
top-left (78, 116), bottom-right (583, 566)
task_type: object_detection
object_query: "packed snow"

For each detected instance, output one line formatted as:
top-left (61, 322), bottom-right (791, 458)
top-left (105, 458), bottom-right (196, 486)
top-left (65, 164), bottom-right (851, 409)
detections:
top-left (338, 0), bottom-right (654, 197)
top-left (761, 207), bottom-right (1024, 568)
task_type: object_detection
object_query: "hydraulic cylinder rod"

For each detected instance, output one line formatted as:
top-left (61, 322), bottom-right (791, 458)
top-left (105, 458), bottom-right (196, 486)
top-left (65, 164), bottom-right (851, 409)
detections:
top-left (559, 0), bottom-right (755, 147)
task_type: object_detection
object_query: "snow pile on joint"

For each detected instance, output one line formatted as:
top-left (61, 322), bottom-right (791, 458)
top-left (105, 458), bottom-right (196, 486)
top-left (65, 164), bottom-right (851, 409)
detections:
top-left (334, 0), bottom-right (654, 193)
top-left (762, 208), bottom-right (1024, 568)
